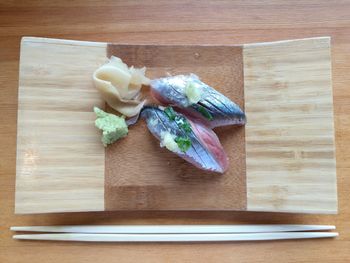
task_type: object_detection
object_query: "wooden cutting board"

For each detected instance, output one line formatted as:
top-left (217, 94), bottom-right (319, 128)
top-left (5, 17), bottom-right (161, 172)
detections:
top-left (15, 36), bottom-right (337, 214)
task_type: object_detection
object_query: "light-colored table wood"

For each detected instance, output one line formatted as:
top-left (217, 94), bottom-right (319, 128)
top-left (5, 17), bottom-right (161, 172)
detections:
top-left (0, 1), bottom-right (349, 262)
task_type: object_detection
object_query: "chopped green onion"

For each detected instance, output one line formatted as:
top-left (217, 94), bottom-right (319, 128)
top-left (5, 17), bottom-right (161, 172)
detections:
top-left (175, 116), bottom-right (192, 133)
top-left (197, 105), bottom-right (213, 121)
top-left (180, 121), bottom-right (192, 133)
top-left (164, 106), bottom-right (176, 120)
top-left (175, 136), bottom-right (192, 152)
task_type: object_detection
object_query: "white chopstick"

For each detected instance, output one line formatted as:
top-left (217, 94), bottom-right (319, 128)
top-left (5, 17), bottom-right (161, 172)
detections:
top-left (10, 224), bottom-right (335, 234)
top-left (13, 232), bottom-right (338, 242)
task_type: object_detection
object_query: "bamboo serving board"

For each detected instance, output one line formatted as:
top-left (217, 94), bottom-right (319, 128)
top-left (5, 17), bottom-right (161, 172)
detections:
top-left (15, 37), bottom-right (337, 214)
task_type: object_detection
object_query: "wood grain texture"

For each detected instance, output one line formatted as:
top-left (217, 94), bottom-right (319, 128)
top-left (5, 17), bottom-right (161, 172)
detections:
top-left (16, 38), bottom-right (336, 213)
top-left (244, 37), bottom-right (337, 213)
top-left (106, 45), bottom-right (246, 211)
top-left (15, 37), bottom-right (106, 213)
top-left (1, 1), bottom-right (350, 263)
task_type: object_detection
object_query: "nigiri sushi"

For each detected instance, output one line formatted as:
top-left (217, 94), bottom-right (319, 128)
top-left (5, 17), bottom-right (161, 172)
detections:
top-left (150, 74), bottom-right (246, 128)
top-left (141, 106), bottom-right (228, 173)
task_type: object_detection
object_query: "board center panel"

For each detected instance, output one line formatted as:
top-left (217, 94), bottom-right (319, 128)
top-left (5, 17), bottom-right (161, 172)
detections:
top-left (105, 44), bottom-right (246, 210)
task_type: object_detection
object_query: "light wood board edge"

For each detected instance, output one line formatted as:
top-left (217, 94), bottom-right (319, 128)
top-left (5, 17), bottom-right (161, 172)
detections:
top-left (20, 36), bottom-right (108, 47)
top-left (15, 37), bottom-right (107, 214)
top-left (243, 37), bottom-right (337, 214)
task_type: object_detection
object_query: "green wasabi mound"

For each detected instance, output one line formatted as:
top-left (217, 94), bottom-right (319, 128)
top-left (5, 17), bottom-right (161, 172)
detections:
top-left (94, 107), bottom-right (128, 146)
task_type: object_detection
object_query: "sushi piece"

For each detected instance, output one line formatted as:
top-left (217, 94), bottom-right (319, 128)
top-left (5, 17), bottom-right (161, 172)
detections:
top-left (150, 74), bottom-right (246, 128)
top-left (141, 106), bottom-right (228, 173)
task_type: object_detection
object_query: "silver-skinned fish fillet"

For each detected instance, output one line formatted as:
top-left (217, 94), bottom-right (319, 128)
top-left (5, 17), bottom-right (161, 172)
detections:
top-left (141, 106), bottom-right (228, 173)
top-left (150, 74), bottom-right (246, 128)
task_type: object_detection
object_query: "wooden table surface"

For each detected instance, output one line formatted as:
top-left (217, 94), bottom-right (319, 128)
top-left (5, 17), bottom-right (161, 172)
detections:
top-left (0, 1), bottom-right (349, 262)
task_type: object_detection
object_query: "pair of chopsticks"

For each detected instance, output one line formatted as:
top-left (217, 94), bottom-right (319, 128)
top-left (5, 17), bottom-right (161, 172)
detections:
top-left (11, 225), bottom-right (338, 242)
